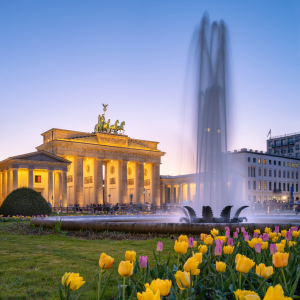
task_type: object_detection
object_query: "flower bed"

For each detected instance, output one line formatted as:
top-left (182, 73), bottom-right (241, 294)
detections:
top-left (59, 225), bottom-right (300, 299)
top-left (0, 215), bottom-right (44, 222)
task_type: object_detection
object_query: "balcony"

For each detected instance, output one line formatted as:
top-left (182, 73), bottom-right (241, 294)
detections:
top-left (273, 189), bottom-right (282, 193)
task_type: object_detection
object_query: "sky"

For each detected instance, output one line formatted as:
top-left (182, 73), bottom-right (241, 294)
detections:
top-left (0, 0), bottom-right (300, 176)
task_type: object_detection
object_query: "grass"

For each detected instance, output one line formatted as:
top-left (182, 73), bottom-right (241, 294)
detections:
top-left (0, 222), bottom-right (176, 300)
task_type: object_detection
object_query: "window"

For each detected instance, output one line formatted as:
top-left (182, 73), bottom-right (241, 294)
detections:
top-left (274, 160), bottom-right (276, 165)
top-left (264, 196), bottom-right (267, 201)
top-left (296, 164), bottom-right (299, 168)
top-left (252, 167), bottom-right (255, 177)
top-left (35, 175), bottom-right (41, 183)
top-left (258, 158), bottom-right (261, 163)
top-left (282, 139), bottom-right (287, 146)
top-left (248, 181), bottom-right (251, 190)
top-left (269, 169), bottom-right (272, 177)
top-left (287, 162), bottom-right (290, 167)
top-left (264, 169), bottom-right (267, 176)
top-left (258, 168), bottom-right (262, 176)
top-left (287, 183), bottom-right (290, 192)
top-left (279, 182), bottom-right (281, 190)
top-left (248, 157), bottom-right (250, 162)
top-left (258, 181), bottom-right (261, 190)
top-left (248, 195), bottom-right (251, 202)
top-left (282, 148), bottom-right (287, 154)
top-left (279, 170), bottom-right (281, 177)
top-left (296, 172), bottom-right (299, 179)
top-left (274, 170), bottom-right (276, 177)
top-left (269, 182), bottom-right (272, 191)
top-left (288, 138), bottom-right (294, 145)
top-left (253, 195), bottom-right (256, 202)
top-left (287, 171), bottom-right (290, 178)
top-left (292, 163), bottom-right (295, 167)
top-left (264, 159), bottom-right (266, 164)
top-left (288, 147), bottom-right (293, 153)
top-left (269, 141), bottom-right (272, 147)
top-left (264, 181), bottom-right (267, 190)
top-left (275, 140), bottom-right (280, 147)
top-left (283, 171), bottom-right (286, 178)
top-left (297, 184), bottom-right (299, 192)
top-left (269, 160), bottom-right (272, 165)
top-left (278, 161), bottom-right (281, 166)
top-left (253, 181), bottom-right (256, 190)
top-left (296, 136), bottom-right (299, 142)
top-left (274, 182), bottom-right (276, 190)
top-left (258, 196), bottom-right (261, 202)
top-left (253, 158), bottom-right (256, 163)
top-left (283, 162), bottom-right (286, 166)
top-left (248, 167), bottom-right (251, 177)
top-left (296, 144), bottom-right (299, 150)
top-left (296, 153), bottom-right (299, 158)
top-left (283, 183), bottom-right (286, 191)
top-left (292, 172), bottom-right (294, 179)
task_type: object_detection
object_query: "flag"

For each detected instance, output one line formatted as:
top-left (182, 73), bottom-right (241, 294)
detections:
top-left (267, 129), bottom-right (271, 137)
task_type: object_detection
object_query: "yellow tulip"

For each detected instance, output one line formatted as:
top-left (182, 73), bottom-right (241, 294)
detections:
top-left (204, 236), bottom-right (214, 246)
top-left (137, 288), bottom-right (160, 300)
top-left (99, 253), bottom-right (114, 269)
top-left (193, 252), bottom-right (203, 263)
top-left (223, 245), bottom-right (234, 254)
top-left (292, 231), bottom-right (299, 238)
top-left (272, 237), bottom-right (279, 243)
top-left (200, 233), bottom-right (207, 240)
top-left (254, 229), bottom-right (261, 234)
top-left (256, 263), bottom-right (273, 279)
top-left (198, 245), bottom-right (208, 254)
top-left (144, 279), bottom-right (172, 296)
top-left (276, 243), bottom-right (285, 253)
top-left (193, 241), bottom-right (197, 248)
top-left (178, 234), bottom-right (188, 242)
top-left (234, 289), bottom-right (260, 300)
top-left (183, 257), bottom-right (200, 275)
top-left (281, 230), bottom-right (287, 238)
top-left (174, 240), bottom-right (188, 254)
top-left (273, 252), bottom-right (289, 268)
top-left (265, 227), bottom-right (272, 233)
top-left (118, 261), bottom-right (134, 277)
top-left (263, 284), bottom-right (292, 300)
top-left (215, 236), bottom-right (227, 243)
top-left (62, 272), bottom-right (85, 290)
top-left (269, 232), bottom-right (277, 238)
top-left (216, 261), bottom-right (226, 273)
top-left (235, 255), bottom-right (255, 273)
top-left (125, 251), bottom-right (136, 263)
top-left (281, 240), bottom-right (286, 246)
top-left (175, 271), bottom-right (190, 290)
top-left (261, 242), bottom-right (268, 250)
top-left (278, 233), bottom-right (281, 237)
top-left (247, 238), bottom-right (262, 248)
top-left (289, 241), bottom-right (296, 247)
top-left (211, 228), bottom-right (219, 237)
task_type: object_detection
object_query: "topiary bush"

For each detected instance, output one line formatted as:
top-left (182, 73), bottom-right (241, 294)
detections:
top-left (0, 187), bottom-right (52, 217)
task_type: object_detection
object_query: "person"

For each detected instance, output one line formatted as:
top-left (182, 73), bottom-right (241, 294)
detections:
top-left (48, 202), bottom-right (52, 208)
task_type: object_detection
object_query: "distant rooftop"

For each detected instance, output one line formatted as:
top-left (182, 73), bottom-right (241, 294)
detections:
top-left (268, 132), bottom-right (300, 140)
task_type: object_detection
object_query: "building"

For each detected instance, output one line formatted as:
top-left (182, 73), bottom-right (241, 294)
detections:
top-left (267, 132), bottom-right (300, 157)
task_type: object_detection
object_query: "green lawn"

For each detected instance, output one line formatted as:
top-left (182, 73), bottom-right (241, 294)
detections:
top-left (0, 223), bottom-right (176, 300)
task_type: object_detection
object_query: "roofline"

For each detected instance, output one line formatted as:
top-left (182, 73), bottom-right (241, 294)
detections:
top-left (160, 173), bottom-right (196, 179)
top-left (230, 150), bottom-right (300, 161)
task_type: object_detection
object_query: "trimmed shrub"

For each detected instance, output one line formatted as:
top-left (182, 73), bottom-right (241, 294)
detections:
top-left (0, 187), bottom-right (52, 217)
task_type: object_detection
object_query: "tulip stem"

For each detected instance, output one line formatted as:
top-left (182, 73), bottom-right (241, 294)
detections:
top-left (122, 277), bottom-right (126, 300)
top-left (177, 254), bottom-right (180, 270)
top-left (220, 273), bottom-right (224, 287)
top-left (97, 271), bottom-right (103, 300)
top-left (239, 272), bottom-right (242, 290)
top-left (158, 252), bottom-right (160, 263)
top-left (281, 268), bottom-right (288, 290)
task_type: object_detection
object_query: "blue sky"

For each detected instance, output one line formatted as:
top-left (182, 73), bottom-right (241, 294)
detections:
top-left (1, 1), bottom-right (300, 175)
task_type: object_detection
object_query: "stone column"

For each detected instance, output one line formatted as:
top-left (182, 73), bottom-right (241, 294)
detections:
top-left (152, 163), bottom-right (161, 205)
top-left (59, 172), bottom-right (62, 203)
top-left (62, 171), bottom-right (67, 207)
top-left (12, 169), bottom-right (18, 190)
top-left (48, 170), bottom-right (54, 205)
top-left (28, 169), bottom-right (34, 189)
top-left (104, 162), bottom-right (107, 204)
top-left (75, 157), bottom-right (84, 206)
top-left (187, 184), bottom-right (191, 201)
top-left (2, 171), bottom-right (7, 201)
top-left (137, 162), bottom-right (144, 203)
top-left (7, 169), bottom-right (12, 195)
top-left (95, 158), bottom-right (103, 204)
top-left (54, 172), bottom-right (60, 207)
top-left (178, 184), bottom-right (182, 203)
top-left (170, 184), bottom-right (174, 203)
top-left (161, 184), bottom-right (166, 205)
top-left (120, 161), bottom-right (128, 204)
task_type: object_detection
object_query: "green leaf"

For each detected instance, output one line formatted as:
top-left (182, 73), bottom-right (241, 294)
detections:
top-left (290, 267), bottom-right (300, 296)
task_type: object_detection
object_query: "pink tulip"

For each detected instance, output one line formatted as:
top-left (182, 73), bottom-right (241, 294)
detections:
top-left (188, 237), bottom-right (194, 248)
top-left (244, 234), bottom-right (249, 241)
top-left (275, 226), bottom-right (279, 233)
top-left (259, 235), bottom-right (263, 239)
top-left (262, 233), bottom-right (269, 241)
top-left (286, 231), bottom-right (292, 241)
top-left (225, 231), bottom-right (230, 238)
top-left (241, 227), bottom-right (245, 233)
top-left (255, 243), bottom-right (261, 253)
top-left (290, 226), bottom-right (298, 233)
top-left (253, 232), bottom-right (258, 238)
top-left (139, 256), bottom-right (147, 268)
top-left (270, 244), bottom-right (277, 255)
top-left (156, 242), bottom-right (163, 252)
top-left (225, 226), bottom-right (230, 232)
top-left (214, 240), bottom-right (223, 256)
top-left (227, 238), bottom-right (233, 246)
top-left (233, 232), bottom-right (238, 239)
top-left (236, 228), bottom-right (240, 233)
top-left (243, 231), bottom-right (248, 237)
